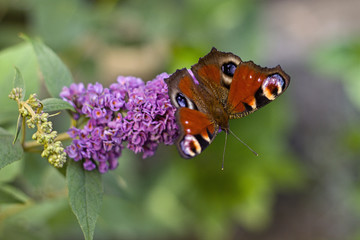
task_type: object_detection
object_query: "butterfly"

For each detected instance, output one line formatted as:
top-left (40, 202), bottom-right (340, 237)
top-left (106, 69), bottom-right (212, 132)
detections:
top-left (165, 48), bottom-right (290, 162)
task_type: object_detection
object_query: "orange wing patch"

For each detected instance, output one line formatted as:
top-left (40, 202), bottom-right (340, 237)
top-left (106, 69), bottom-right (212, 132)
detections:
top-left (179, 108), bottom-right (214, 138)
top-left (178, 75), bottom-right (196, 99)
top-left (197, 64), bottom-right (221, 85)
top-left (227, 63), bottom-right (267, 113)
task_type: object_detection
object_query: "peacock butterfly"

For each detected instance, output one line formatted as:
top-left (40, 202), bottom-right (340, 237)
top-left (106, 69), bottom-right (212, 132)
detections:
top-left (165, 48), bottom-right (290, 160)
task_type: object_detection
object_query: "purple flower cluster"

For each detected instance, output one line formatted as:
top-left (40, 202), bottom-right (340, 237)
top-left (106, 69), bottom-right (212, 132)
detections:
top-left (60, 73), bottom-right (179, 173)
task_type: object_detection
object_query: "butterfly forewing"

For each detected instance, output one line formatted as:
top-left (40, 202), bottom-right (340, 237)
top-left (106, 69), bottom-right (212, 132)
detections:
top-left (191, 48), bottom-right (242, 102)
top-left (227, 61), bottom-right (290, 118)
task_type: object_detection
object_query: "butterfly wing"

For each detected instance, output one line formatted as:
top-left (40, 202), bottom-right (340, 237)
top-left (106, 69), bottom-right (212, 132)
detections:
top-left (192, 48), bottom-right (290, 118)
top-left (227, 61), bottom-right (290, 118)
top-left (175, 108), bottom-right (217, 158)
top-left (165, 68), bottom-right (219, 158)
top-left (191, 47), bottom-right (242, 104)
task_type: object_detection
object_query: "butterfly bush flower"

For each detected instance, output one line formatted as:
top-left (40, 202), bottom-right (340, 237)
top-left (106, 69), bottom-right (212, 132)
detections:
top-left (60, 73), bottom-right (179, 173)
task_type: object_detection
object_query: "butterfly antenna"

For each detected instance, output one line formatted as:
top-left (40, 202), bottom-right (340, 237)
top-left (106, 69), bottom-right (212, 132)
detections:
top-left (228, 128), bottom-right (258, 156)
top-left (222, 130), bottom-right (228, 170)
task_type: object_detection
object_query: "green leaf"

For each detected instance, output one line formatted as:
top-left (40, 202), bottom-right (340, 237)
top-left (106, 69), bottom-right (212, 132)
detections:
top-left (0, 161), bottom-right (23, 183)
top-left (0, 128), bottom-right (23, 169)
top-left (13, 67), bottom-right (25, 100)
top-left (0, 42), bottom-right (39, 121)
top-left (13, 114), bottom-right (23, 144)
top-left (41, 98), bottom-right (75, 112)
top-left (25, 36), bottom-right (73, 97)
top-left (12, 66), bottom-right (26, 144)
top-left (0, 184), bottom-right (29, 204)
top-left (0, 111), bottom-right (17, 125)
top-left (67, 160), bottom-right (103, 240)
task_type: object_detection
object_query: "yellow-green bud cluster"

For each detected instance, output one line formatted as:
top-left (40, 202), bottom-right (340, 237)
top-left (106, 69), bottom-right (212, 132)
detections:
top-left (9, 88), bottom-right (67, 168)
top-left (8, 87), bottom-right (24, 101)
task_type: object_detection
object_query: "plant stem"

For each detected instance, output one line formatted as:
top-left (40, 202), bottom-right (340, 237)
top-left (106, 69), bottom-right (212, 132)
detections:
top-left (23, 132), bottom-right (71, 151)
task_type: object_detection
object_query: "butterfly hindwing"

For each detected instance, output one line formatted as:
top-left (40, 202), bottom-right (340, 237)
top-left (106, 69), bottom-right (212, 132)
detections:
top-left (176, 108), bottom-right (218, 158)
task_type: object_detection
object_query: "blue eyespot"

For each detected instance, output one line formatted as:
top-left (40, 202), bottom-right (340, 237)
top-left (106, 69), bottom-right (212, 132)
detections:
top-left (221, 62), bottom-right (237, 77)
top-left (270, 74), bottom-right (285, 89)
top-left (176, 93), bottom-right (188, 108)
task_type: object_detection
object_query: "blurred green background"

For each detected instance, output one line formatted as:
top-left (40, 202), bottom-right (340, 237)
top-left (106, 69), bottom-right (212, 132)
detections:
top-left (1, 0), bottom-right (360, 239)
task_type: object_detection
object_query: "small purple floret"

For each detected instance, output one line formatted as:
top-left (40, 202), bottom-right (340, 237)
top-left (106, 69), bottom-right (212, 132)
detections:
top-left (60, 73), bottom-right (179, 173)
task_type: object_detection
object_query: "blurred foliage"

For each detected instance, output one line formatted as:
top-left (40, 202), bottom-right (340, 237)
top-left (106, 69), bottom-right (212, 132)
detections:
top-left (312, 37), bottom-right (360, 110)
top-left (312, 36), bottom-right (360, 167)
top-left (0, 0), bottom-right (316, 239)
top-left (312, 36), bottom-right (360, 240)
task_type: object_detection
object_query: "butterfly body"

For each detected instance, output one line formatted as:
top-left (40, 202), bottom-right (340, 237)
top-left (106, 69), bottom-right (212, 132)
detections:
top-left (165, 48), bottom-right (290, 158)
